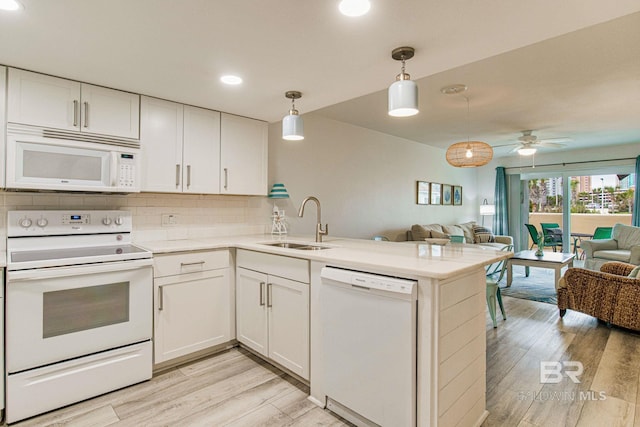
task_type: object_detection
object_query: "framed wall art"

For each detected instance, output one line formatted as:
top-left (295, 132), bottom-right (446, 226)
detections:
top-left (453, 185), bottom-right (463, 205)
top-left (417, 181), bottom-right (430, 205)
top-left (430, 183), bottom-right (442, 205)
top-left (442, 184), bottom-right (452, 205)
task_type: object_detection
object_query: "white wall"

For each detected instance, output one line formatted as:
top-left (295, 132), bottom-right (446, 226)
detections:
top-left (268, 113), bottom-right (481, 241)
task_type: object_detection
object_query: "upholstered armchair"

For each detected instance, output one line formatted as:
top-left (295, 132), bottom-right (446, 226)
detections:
top-left (582, 223), bottom-right (640, 270)
top-left (557, 261), bottom-right (640, 331)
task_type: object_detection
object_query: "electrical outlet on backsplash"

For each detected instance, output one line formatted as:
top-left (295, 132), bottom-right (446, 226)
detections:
top-left (161, 213), bottom-right (179, 226)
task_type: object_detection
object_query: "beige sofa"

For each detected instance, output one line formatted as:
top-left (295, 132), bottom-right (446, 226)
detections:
top-left (582, 223), bottom-right (640, 271)
top-left (408, 222), bottom-right (513, 250)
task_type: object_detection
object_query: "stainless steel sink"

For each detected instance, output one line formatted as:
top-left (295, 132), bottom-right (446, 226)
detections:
top-left (261, 242), bottom-right (330, 250)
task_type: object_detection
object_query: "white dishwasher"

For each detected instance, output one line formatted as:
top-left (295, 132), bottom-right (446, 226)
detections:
top-left (320, 267), bottom-right (417, 427)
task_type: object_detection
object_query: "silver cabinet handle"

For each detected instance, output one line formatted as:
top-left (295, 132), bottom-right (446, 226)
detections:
top-left (259, 281), bottom-right (265, 306)
top-left (267, 283), bottom-right (273, 308)
top-left (83, 102), bottom-right (89, 128)
top-left (186, 165), bottom-right (191, 189)
top-left (175, 164), bottom-right (181, 188)
top-left (158, 285), bottom-right (164, 311)
top-left (180, 261), bottom-right (205, 267)
top-left (224, 168), bottom-right (228, 190)
top-left (73, 100), bottom-right (79, 127)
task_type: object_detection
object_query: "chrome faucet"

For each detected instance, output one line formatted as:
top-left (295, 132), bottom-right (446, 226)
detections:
top-left (298, 196), bottom-right (328, 242)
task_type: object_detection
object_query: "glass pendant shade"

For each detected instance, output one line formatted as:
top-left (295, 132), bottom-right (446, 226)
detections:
top-left (388, 79), bottom-right (419, 117)
top-left (282, 111), bottom-right (304, 140)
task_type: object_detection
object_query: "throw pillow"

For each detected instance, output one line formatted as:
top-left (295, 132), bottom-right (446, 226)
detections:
top-left (442, 224), bottom-right (465, 239)
top-left (411, 224), bottom-right (431, 241)
top-left (431, 230), bottom-right (448, 239)
top-left (629, 265), bottom-right (640, 278)
top-left (473, 225), bottom-right (495, 244)
top-left (457, 221), bottom-right (477, 243)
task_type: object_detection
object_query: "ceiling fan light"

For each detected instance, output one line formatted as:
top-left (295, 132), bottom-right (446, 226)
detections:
top-left (518, 147), bottom-right (537, 156)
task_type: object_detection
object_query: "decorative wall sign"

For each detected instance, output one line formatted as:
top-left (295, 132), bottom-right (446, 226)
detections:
top-left (430, 183), bottom-right (442, 205)
top-left (442, 184), bottom-right (452, 205)
top-left (453, 185), bottom-right (463, 205)
top-left (417, 181), bottom-right (430, 205)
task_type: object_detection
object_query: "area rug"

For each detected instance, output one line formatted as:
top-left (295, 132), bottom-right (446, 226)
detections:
top-left (495, 265), bottom-right (559, 305)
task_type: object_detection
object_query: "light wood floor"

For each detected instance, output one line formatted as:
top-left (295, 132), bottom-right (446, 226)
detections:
top-left (6, 296), bottom-right (640, 426)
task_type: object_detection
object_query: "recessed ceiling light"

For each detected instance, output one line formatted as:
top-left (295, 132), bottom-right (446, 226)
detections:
top-left (220, 75), bottom-right (242, 85)
top-left (0, 0), bottom-right (22, 11)
top-left (339, 0), bottom-right (370, 17)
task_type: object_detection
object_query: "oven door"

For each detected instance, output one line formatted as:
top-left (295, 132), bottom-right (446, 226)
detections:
top-left (6, 258), bottom-right (152, 373)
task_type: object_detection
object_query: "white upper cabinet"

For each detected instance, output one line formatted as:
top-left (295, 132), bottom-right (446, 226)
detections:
top-left (7, 68), bottom-right (140, 139)
top-left (140, 96), bottom-right (220, 194)
top-left (0, 66), bottom-right (6, 188)
top-left (183, 105), bottom-right (221, 194)
top-left (220, 113), bottom-right (268, 196)
top-left (79, 83), bottom-right (140, 139)
top-left (140, 97), bottom-right (183, 192)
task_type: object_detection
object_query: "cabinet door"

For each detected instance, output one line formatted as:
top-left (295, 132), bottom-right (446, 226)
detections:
top-left (183, 106), bottom-right (221, 194)
top-left (7, 68), bottom-right (80, 131)
top-left (0, 66), bottom-right (6, 189)
top-left (154, 269), bottom-right (231, 364)
top-left (220, 113), bottom-right (268, 195)
top-left (236, 268), bottom-right (268, 357)
top-left (268, 276), bottom-right (310, 379)
top-left (80, 83), bottom-right (140, 139)
top-left (140, 96), bottom-right (184, 192)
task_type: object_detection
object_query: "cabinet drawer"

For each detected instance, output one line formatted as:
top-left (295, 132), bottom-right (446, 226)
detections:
top-left (154, 250), bottom-right (229, 278)
top-left (237, 249), bottom-right (309, 283)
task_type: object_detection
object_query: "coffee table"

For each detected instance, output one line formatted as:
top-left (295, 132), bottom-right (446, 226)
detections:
top-left (506, 250), bottom-right (575, 288)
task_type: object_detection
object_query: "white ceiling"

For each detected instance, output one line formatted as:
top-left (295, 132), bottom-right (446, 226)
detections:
top-left (1, 1), bottom-right (639, 158)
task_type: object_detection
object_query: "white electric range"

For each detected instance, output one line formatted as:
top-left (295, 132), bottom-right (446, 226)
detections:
top-left (5, 210), bottom-right (153, 423)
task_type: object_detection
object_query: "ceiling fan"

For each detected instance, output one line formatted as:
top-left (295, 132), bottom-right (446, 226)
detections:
top-left (498, 130), bottom-right (572, 156)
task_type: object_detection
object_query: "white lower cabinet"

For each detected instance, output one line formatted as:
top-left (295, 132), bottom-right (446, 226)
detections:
top-left (236, 250), bottom-right (310, 380)
top-left (153, 250), bottom-right (233, 365)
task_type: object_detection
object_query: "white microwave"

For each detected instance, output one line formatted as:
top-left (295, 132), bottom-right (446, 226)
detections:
top-left (6, 127), bottom-right (140, 193)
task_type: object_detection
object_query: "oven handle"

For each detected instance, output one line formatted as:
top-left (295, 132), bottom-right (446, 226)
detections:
top-left (7, 258), bottom-right (153, 282)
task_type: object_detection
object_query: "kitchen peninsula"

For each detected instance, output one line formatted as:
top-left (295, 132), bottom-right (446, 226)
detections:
top-left (137, 235), bottom-right (511, 427)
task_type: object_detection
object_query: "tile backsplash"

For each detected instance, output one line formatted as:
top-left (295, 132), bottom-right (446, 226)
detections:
top-left (0, 191), bottom-right (273, 243)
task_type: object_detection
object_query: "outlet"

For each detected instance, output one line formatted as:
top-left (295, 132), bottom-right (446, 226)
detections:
top-left (161, 213), bottom-right (179, 226)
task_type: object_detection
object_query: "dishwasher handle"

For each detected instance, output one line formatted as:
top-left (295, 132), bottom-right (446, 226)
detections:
top-left (321, 266), bottom-right (417, 296)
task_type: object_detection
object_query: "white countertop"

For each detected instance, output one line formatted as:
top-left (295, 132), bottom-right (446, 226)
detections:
top-left (135, 234), bottom-right (511, 280)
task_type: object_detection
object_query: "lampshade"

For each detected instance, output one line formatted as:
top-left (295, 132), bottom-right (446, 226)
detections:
top-left (388, 47), bottom-right (418, 117)
top-left (480, 199), bottom-right (496, 215)
top-left (268, 183), bottom-right (290, 198)
top-left (282, 91), bottom-right (304, 141)
top-left (446, 141), bottom-right (493, 167)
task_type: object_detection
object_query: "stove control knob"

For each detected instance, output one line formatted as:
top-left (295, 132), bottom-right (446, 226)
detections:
top-left (114, 216), bottom-right (124, 226)
top-left (19, 218), bottom-right (33, 228)
top-left (102, 217), bottom-right (113, 226)
top-left (37, 218), bottom-right (48, 228)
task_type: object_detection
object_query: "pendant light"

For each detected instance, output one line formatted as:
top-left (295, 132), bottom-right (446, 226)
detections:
top-left (282, 91), bottom-right (304, 141)
top-left (442, 84), bottom-right (493, 168)
top-left (388, 47), bottom-right (418, 117)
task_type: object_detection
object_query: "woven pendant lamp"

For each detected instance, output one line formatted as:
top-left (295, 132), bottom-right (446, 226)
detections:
top-left (442, 84), bottom-right (493, 167)
top-left (446, 141), bottom-right (493, 168)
